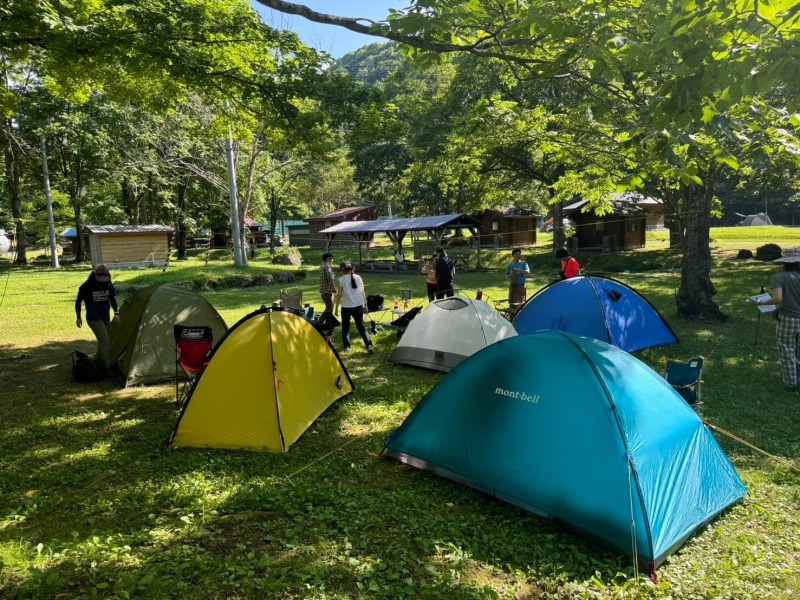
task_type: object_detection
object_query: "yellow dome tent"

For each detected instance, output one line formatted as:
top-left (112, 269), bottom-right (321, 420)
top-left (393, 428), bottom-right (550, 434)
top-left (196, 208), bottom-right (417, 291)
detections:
top-left (169, 307), bottom-right (354, 452)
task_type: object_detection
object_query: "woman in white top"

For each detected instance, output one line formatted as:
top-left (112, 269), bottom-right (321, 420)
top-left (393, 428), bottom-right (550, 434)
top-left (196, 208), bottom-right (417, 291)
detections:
top-left (334, 262), bottom-right (374, 354)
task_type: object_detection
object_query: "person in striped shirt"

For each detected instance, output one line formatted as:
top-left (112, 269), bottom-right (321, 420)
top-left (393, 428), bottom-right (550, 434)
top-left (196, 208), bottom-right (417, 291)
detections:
top-left (319, 252), bottom-right (336, 313)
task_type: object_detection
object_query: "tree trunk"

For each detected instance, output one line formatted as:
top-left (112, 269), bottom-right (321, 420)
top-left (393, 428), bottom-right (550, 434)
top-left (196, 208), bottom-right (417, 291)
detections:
top-left (552, 197), bottom-right (564, 255)
top-left (676, 170), bottom-right (727, 321)
top-left (73, 204), bottom-right (85, 262)
top-left (4, 123), bottom-right (27, 264)
top-left (175, 177), bottom-right (188, 260)
top-left (269, 190), bottom-right (280, 257)
top-left (121, 178), bottom-right (132, 221)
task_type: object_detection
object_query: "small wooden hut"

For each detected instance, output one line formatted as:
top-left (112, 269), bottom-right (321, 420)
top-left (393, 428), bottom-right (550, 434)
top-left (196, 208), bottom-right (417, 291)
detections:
top-left (81, 224), bottom-right (173, 268)
top-left (564, 196), bottom-right (648, 252)
top-left (472, 208), bottom-right (539, 247)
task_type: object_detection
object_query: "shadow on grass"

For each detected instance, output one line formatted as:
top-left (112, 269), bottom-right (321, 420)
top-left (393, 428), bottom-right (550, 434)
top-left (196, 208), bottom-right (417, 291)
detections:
top-left (1, 339), bottom-right (635, 598)
top-left (2, 254), bottom-right (799, 598)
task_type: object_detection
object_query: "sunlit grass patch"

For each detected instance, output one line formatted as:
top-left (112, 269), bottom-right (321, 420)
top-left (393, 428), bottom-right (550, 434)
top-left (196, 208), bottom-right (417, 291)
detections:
top-left (41, 411), bottom-right (112, 428)
top-left (61, 441), bottom-right (112, 464)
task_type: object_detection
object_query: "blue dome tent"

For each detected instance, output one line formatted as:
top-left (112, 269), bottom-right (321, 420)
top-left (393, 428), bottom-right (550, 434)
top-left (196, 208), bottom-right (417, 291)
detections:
top-left (512, 275), bottom-right (678, 352)
top-left (383, 332), bottom-right (745, 571)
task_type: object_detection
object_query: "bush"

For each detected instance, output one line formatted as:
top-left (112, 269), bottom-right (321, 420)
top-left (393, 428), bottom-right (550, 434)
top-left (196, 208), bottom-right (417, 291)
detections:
top-left (737, 249), bottom-right (754, 259)
top-left (271, 247), bottom-right (302, 267)
top-left (756, 243), bottom-right (781, 261)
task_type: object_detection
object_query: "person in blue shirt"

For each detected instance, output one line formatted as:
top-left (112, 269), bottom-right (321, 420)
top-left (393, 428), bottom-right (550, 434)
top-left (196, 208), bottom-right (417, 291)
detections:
top-left (504, 248), bottom-right (530, 316)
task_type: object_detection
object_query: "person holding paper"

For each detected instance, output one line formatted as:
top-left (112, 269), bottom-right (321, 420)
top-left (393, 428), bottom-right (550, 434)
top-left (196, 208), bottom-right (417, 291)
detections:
top-left (752, 247), bottom-right (800, 390)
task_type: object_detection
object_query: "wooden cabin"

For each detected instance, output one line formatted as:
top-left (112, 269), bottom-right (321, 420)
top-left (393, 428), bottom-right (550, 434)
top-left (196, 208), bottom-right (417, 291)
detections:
top-left (305, 206), bottom-right (378, 249)
top-left (81, 224), bottom-right (173, 269)
top-left (287, 223), bottom-right (310, 247)
top-left (564, 197), bottom-right (647, 252)
top-left (472, 208), bottom-right (539, 247)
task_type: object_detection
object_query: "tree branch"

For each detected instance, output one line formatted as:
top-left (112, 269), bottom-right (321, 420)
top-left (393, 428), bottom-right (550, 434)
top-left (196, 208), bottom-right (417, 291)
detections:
top-left (253, 0), bottom-right (547, 65)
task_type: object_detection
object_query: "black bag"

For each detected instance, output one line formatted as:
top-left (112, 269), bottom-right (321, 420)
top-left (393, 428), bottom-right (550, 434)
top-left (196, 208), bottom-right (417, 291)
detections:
top-left (71, 351), bottom-right (103, 383)
top-left (366, 295), bottom-right (385, 312)
top-left (315, 311), bottom-right (341, 335)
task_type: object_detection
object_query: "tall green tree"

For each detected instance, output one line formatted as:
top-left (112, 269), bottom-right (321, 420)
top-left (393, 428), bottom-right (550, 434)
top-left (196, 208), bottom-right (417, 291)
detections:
top-left (259, 0), bottom-right (800, 320)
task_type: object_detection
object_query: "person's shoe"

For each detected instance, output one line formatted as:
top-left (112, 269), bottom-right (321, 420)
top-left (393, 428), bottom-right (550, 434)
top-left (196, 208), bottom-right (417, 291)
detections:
top-left (367, 345), bottom-right (375, 355)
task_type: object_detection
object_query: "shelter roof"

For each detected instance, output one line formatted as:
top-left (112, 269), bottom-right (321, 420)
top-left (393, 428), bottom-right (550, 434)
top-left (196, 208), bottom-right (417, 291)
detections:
top-left (306, 206), bottom-right (375, 222)
top-left (564, 192), bottom-right (660, 217)
top-left (82, 225), bottom-right (174, 234)
top-left (59, 227), bottom-right (78, 238)
top-left (320, 214), bottom-right (481, 235)
top-left (481, 206), bottom-right (541, 218)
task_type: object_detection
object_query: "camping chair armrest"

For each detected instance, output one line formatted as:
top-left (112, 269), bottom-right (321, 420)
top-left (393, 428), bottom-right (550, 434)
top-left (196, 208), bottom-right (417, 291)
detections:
top-left (666, 379), bottom-right (703, 389)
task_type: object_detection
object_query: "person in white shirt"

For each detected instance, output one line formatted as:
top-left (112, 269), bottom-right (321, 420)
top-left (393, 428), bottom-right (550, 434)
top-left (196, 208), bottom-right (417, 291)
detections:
top-left (334, 262), bottom-right (374, 354)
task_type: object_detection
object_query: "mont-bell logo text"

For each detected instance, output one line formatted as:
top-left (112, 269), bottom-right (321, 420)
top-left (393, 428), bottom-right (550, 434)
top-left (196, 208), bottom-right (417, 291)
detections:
top-left (495, 387), bottom-right (540, 404)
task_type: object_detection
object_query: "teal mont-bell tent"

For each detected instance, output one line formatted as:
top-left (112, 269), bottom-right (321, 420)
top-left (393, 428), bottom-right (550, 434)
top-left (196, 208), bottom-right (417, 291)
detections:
top-left (383, 331), bottom-right (746, 571)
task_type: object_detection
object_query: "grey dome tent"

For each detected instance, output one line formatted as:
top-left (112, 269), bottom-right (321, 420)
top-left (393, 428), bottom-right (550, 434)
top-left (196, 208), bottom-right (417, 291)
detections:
top-left (388, 296), bottom-right (516, 372)
top-left (109, 283), bottom-right (227, 387)
top-left (738, 212), bottom-right (773, 226)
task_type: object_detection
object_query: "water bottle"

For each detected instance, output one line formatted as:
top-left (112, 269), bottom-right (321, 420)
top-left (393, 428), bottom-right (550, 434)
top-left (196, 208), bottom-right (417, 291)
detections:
top-left (393, 298), bottom-right (399, 311)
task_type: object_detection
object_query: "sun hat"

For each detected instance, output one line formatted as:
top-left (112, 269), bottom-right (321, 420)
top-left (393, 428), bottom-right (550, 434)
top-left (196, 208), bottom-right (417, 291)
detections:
top-left (94, 264), bottom-right (111, 282)
top-left (774, 247), bottom-right (800, 263)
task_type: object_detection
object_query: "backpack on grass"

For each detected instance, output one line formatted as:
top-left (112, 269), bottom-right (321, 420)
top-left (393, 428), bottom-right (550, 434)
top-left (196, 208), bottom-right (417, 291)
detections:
top-left (71, 351), bottom-right (103, 383)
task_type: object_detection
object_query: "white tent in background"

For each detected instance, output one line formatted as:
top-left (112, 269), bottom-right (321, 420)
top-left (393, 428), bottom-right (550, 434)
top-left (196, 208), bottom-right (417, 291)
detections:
top-left (388, 296), bottom-right (516, 372)
top-left (738, 212), bottom-right (773, 226)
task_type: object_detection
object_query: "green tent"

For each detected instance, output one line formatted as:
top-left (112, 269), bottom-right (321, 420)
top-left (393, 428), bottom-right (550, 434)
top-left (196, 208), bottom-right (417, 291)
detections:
top-left (110, 284), bottom-right (227, 387)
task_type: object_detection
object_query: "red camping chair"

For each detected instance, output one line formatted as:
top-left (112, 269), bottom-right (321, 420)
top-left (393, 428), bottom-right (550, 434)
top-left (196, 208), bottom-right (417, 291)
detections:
top-left (174, 325), bottom-right (213, 405)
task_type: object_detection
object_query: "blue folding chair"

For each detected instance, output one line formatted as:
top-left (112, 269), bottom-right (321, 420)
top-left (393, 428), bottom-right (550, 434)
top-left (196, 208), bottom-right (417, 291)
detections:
top-left (664, 357), bottom-right (704, 411)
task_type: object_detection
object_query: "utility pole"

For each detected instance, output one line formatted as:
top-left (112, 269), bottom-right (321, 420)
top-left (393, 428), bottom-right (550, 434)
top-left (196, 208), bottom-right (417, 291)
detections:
top-left (224, 101), bottom-right (244, 268)
top-left (40, 135), bottom-right (59, 268)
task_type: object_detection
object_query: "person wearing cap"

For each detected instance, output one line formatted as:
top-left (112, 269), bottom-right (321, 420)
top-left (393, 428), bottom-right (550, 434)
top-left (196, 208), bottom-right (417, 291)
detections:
top-left (334, 262), bottom-right (374, 354)
top-left (319, 252), bottom-right (336, 313)
top-left (75, 265), bottom-right (119, 375)
top-left (751, 247), bottom-right (800, 390)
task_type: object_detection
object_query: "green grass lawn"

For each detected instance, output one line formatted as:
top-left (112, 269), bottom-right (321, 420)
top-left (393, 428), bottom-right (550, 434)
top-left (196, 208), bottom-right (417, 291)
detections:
top-left (1, 228), bottom-right (799, 599)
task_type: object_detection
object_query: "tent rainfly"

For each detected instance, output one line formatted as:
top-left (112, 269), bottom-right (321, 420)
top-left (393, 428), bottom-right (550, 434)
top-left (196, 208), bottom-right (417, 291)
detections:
top-left (383, 331), bottom-right (747, 571)
top-left (388, 296), bottom-right (516, 372)
top-left (737, 212), bottom-right (773, 226)
top-left (169, 307), bottom-right (354, 452)
top-left (513, 275), bottom-right (678, 352)
top-left (110, 283), bottom-right (227, 387)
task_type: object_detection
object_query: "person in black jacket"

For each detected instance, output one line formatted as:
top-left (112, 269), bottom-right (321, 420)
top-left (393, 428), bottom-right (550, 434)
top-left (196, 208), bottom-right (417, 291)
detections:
top-left (75, 265), bottom-right (119, 373)
top-left (434, 246), bottom-right (455, 299)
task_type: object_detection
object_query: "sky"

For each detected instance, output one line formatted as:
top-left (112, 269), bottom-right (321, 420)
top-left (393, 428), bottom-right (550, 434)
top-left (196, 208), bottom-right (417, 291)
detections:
top-left (251, 1), bottom-right (405, 58)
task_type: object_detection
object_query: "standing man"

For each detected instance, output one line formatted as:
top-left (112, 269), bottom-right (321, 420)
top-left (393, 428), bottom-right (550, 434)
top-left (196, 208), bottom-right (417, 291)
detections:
top-left (75, 264), bottom-right (119, 375)
top-left (505, 248), bottom-right (530, 316)
top-left (319, 252), bottom-right (336, 313)
top-left (434, 246), bottom-right (455, 299)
